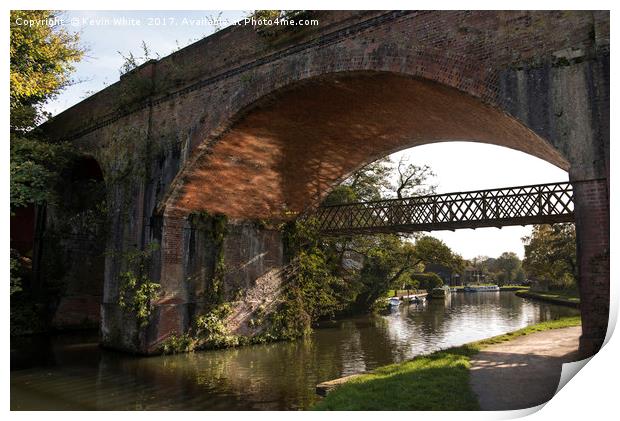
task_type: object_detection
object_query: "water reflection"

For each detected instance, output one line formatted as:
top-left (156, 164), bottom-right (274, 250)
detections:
top-left (11, 292), bottom-right (578, 410)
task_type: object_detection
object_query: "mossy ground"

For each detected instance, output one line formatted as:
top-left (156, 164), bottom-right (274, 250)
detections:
top-left (313, 316), bottom-right (581, 410)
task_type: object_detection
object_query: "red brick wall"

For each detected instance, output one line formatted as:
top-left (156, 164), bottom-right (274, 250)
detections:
top-left (573, 178), bottom-right (610, 356)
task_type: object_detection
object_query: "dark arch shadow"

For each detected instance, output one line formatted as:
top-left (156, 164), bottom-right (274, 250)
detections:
top-left (43, 155), bottom-right (108, 330)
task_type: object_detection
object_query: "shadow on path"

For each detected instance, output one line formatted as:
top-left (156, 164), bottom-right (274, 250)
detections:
top-left (469, 326), bottom-right (581, 410)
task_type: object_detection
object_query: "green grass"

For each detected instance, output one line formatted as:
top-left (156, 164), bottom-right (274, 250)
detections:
top-left (533, 290), bottom-right (579, 301)
top-left (500, 285), bottom-right (530, 291)
top-left (312, 316), bottom-right (581, 411)
top-left (452, 285), bottom-right (529, 291)
top-left (313, 347), bottom-right (479, 410)
top-left (386, 289), bottom-right (424, 297)
top-left (516, 290), bottom-right (580, 306)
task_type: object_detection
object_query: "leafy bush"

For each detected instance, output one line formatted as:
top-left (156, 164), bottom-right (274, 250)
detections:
top-left (411, 272), bottom-right (443, 292)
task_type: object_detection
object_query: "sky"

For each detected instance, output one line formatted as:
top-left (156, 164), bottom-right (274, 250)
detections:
top-left (390, 144), bottom-right (568, 259)
top-left (45, 10), bottom-right (248, 115)
top-left (44, 10), bottom-right (569, 260)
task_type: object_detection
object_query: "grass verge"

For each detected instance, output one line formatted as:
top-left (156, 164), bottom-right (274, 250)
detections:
top-left (451, 285), bottom-right (529, 292)
top-left (500, 285), bottom-right (530, 291)
top-left (312, 316), bottom-right (581, 411)
top-left (515, 290), bottom-right (580, 308)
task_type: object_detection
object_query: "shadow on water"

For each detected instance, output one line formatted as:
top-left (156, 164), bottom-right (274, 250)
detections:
top-left (11, 292), bottom-right (579, 410)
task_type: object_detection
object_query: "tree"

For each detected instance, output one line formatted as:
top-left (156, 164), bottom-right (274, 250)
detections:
top-left (471, 255), bottom-right (489, 271)
top-left (321, 185), bottom-right (359, 206)
top-left (316, 155), bottom-right (446, 311)
top-left (515, 267), bottom-right (526, 284)
top-left (10, 138), bottom-right (75, 212)
top-left (322, 154), bottom-right (437, 205)
top-left (10, 11), bottom-right (84, 212)
top-left (393, 155), bottom-right (437, 199)
top-left (351, 236), bottom-right (419, 311)
top-left (283, 218), bottom-right (354, 321)
top-left (411, 272), bottom-right (443, 292)
top-left (344, 235), bottom-right (459, 311)
top-left (492, 252), bottom-right (522, 285)
top-left (522, 224), bottom-right (577, 290)
top-left (10, 11), bottom-right (84, 296)
top-left (326, 157), bottom-right (393, 204)
top-left (10, 10), bottom-right (83, 131)
top-left (414, 236), bottom-right (461, 270)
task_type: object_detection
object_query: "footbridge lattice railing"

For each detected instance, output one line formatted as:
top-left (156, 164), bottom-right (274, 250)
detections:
top-left (315, 181), bottom-right (574, 235)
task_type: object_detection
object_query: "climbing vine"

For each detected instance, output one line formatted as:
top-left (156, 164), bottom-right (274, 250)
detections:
top-left (161, 303), bottom-right (242, 354)
top-left (160, 212), bottom-right (233, 354)
top-left (117, 242), bottom-right (161, 327)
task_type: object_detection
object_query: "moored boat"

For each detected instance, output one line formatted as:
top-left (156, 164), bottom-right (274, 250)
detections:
top-left (388, 297), bottom-right (401, 307)
top-left (463, 285), bottom-right (500, 292)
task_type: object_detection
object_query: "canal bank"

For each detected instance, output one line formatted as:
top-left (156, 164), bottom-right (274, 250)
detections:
top-left (11, 292), bottom-right (579, 410)
top-left (313, 316), bottom-right (582, 410)
top-left (515, 290), bottom-right (580, 309)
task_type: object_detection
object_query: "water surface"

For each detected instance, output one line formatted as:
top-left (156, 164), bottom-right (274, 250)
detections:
top-left (11, 292), bottom-right (578, 410)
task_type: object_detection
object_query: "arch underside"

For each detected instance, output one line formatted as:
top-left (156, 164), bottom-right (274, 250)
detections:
top-left (169, 72), bottom-right (568, 220)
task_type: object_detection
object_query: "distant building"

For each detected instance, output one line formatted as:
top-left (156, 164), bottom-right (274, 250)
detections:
top-left (424, 263), bottom-right (461, 286)
top-left (462, 267), bottom-right (486, 285)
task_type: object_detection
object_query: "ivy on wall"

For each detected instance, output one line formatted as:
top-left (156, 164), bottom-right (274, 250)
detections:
top-left (117, 242), bottom-right (161, 327)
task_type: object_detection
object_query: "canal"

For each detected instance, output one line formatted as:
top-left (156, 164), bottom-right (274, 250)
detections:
top-left (11, 292), bottom-right (578, 410)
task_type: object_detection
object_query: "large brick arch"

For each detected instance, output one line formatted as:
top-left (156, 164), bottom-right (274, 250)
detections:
top-left (40, 11), bottom-right (608, 355)
top-left (162, 71), bottom-right (568, 220)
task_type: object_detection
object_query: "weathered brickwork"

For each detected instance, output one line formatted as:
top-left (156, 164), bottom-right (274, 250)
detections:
top-left (42, 11), bottom-right (609, 355)
top-left (573, 178), bottom-right (610, 355)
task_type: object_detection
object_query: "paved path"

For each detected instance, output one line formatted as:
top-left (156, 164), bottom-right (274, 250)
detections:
top-left (469, 326), bottom-right (582, 410)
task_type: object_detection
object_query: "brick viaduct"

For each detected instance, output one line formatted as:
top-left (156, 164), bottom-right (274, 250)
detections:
top-left (42, 11), bottom-right (609, 355)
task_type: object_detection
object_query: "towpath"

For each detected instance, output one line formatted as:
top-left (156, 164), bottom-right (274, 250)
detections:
top-left (469, 326), bottom-right (582, 410)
